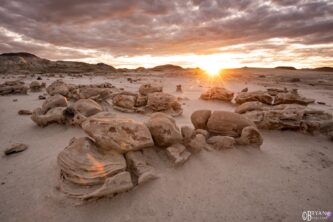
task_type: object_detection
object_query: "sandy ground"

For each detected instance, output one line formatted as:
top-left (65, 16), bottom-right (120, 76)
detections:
top-left (0, 69), bottom-right (332, 222)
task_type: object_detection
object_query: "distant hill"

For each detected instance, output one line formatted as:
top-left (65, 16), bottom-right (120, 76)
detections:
top-left (275, 66), bottom-right (297, 70)
top-left (312, 67), bottom-right (333, 72)
top-left (0, 52), bottom-right (117, 74)
top-left (150, 64), bottom-right (184, 72)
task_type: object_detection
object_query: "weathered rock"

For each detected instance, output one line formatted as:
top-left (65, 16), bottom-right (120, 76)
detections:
top-left (139, 83), bottom-right (162, 95)
top-left (241, 87), bottom-right (248, 92)
top-left (236, 126), bottom-right (263, 147)
top-left (195, 129), bottom-right (210, 139)
top-left (4, 143), bottom-right (28, 155)
top-left (112, 92), bottom-right (137, 112)
top-left (46, 80), bottom-right (69, 96)
top-left (190, 110), bottom-right (212, 129)
top-left (235, 101), bottom-right (266, 114)
top-left (147, 92), bottom-right (183, 116)
top-left (57, 137), bottom-right (127, 186)
top-left (71, 99), bottom-right (102, 117)
top-left (207, 111), bottom-right (255, 137)
top-left (243, 104), bottom-right (305, 130)
top-left (38, 95), bottom-right (46, 100)
top-left (135, 95), bottom-right (148, 107)
top-left (29, 81), bottom-right (42, 92)
top-left (146, 112), bottom-right (182, 147)
top-left (207, 136), bottom-right (235, 149)
top-left (186, 134), bottom-right (212, 152)
top-left (82, 112), bottom-right (154, 153)
top-left (0, 80), bottom-right (28, 95)
top-left (181, 126), bottom-right (195, 140)
top-left (266, 88), bottom-right (288, 96)
top-left (273, 92), bottom-right (315, 105)
top-left (200, 87), bottom-right (234, 102)
top-left (235, 91), bottom-right (273, 105)
top-left (166, 143), bottom-right (191, 166)
top-left (125, 151), bottom-right (157, 184)
top-left (18, 109), bottom-right (32, 115)
top-left (82, 171), bottom-right (134, 200)
top-left (176, 84), bottom-right (182, 92)
top-left (31, 107), bottom-right (66, 127)
top-left (41, 94), bottom-right (68, 114)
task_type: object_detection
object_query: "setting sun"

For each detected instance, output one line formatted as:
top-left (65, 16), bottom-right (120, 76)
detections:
top-left (200, 63), bottom-right (222, 77)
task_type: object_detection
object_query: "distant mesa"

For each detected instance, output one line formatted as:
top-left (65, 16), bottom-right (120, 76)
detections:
top-left (312, 67), bottom-right (333, 72)
top-left (275, 66), bottom-right (297, 70)
top-left (0, 52), bottom-right (38, 58)
top-left (150, 64), bottom-right (184, 71)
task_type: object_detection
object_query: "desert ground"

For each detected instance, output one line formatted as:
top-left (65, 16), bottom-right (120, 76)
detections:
top-left (0, 68), bottom-right (333, 222)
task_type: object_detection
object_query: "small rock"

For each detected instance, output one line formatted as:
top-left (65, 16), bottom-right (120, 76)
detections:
top-left (38, 95), bottom-right (46, 100)
top-left (4, 143), bottom-right (28, 155)
top-left (176, 85), bottom-right (182, 92)
top-left (13, 99), bottom-right (18, 102)
top-left (18, 109), bottom-right (32, 115)
top-left (241, 87), bottom-right (248, 92)
top-left (207, 136), bottom-right (235, 149)
top-left (166, 143), bottom-right (191, 166)
top-left (195, 129), bottom-right (209, 138)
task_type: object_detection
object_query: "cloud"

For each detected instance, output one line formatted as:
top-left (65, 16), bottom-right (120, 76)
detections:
top-left (0, 0), bottom-right (332, 67)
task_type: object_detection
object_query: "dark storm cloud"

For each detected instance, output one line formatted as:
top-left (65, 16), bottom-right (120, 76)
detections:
top-left (0, 0), bottom-right (332, 59)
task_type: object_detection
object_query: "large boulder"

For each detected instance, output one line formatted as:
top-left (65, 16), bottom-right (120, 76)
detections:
top-left (71, 99), bottom-right (102, 117)
top-left (146, 113), bottom-right (182, 147)
top-left (112, 92), bottom-right (138, 113)
top-left (200, 87), bottom-right (234, 102)
top-left (147, 92), bottom-right (183, 116)
top-left (206, 111), bottom-right (255, 137)
top-left (57, 137), bottom-right (127, 186)
top-left (46, 80), bottom-right (69, 96)
top-left (41, 94), bottom-right (68, 113)
top-left (31, 107), bottom-right (66, 127)
top-left (190, 110), bottom-right (212, 129)
top-left (82, 112), bottom-right (154, 153)
top-left (139, 83), bottom-right (162, 95)
top-left (235, 91), bottom-right (273, 105)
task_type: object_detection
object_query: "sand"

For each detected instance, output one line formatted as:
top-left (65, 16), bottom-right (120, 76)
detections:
top-left (0, 68), bottom-right (332, 222)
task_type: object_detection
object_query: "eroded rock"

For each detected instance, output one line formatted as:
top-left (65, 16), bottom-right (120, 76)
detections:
top-left (139, 83), bottom-right (162, 95)
top-left (4, 143), bottom-right (28, 155)
top-left (166, 143), bottom-right (191, 166)
top-left (147, 92), bottom-right (183, 116)
top-left (200, 87), bottom-right (234, 102)
top-left (146, 112), bottom-right (182, 147)
top-left (207, 136), bottom-right (235, 149)
top-left (31, 107), bottom-right (66, 127)
top-left (82, 112), bottom-right (154, 153)
top-left (41, 94), bottom-right (68, 113)
top-left (191, 110), bottom-right (211, 129)
top-left (235, 91), bottom-right (273, 105)
top-left (46, 80), bottom-right (69, 96)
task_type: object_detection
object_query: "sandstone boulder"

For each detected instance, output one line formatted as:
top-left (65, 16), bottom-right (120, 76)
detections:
top-left (235, 101), bottom-right (266, 114)
top-left (146, 112), bottom-right (182, 147)
top-left (82, 112), bottom-right (154, 153)
top-left (190, 110), bottom-right (212, 129)
top-left (29, 81), bottom-right (42, 92)
top-left (125, 151), bottom-right (157, 184)
top-left (0, 80), bottom-right (28, 95)
top-left (139, 83), bottom-right (162, 95)
top-left (235, 91), bottom-right (273, 105)
top-left (200, 87), bottom-right (234, 102)
top-left (58, 137), bottom-right (127, 186)
top-left (236, 126), bottom-right (263, 147)
top-left (112, 92), bottom-right (138, 112)
top-left (207, 136), bottom-right (235, 149)
top-left (41, 94), bottom-right (68, 113)
top-left (71, 99), bottom-right (102, 117)
top-left (206, 111), bottom-right (255, 137)
top-left (166, 143), bottom-right (191, 166)
top-left (273, 92), bottom-right (315, 105)
top-left (147, 92), bottom-right (183, 116)
top-left (46, 80), bottom-right (69, 96)
top-left (31, 107), bottom-right (66, 127)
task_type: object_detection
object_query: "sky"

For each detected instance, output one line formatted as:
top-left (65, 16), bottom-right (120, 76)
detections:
top-left (0, 0), bottom-right (332, 70)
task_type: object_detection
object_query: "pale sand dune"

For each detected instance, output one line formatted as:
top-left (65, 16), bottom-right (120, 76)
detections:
top-left (0, 70), bottom-right (332, 222)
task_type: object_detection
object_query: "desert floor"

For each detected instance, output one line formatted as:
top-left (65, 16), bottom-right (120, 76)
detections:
top-left (0, 69), bottom-right (332, 222)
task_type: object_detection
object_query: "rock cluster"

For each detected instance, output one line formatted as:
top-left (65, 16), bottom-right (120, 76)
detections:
top-left (191, 110), bottom-right (263, 147)
top-left (237, 102), bottom-right (333, 134)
